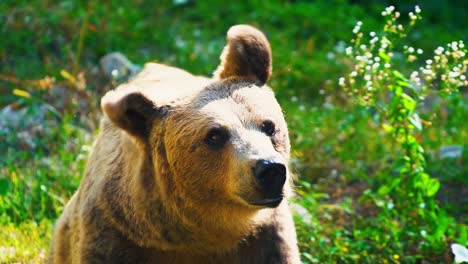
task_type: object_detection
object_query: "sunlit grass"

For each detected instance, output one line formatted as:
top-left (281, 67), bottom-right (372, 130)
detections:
top-left (0, 221), bottom-right (52, 263)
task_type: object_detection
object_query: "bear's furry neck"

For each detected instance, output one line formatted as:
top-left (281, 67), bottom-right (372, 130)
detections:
top-left (92, 118), bottom-right (271, 254)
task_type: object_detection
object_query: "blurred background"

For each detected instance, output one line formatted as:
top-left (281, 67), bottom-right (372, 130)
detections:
top-left (0, 0), bottom-right (466, 263)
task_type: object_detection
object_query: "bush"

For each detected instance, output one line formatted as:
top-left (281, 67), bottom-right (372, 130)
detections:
top-left (295, 5), bottom-right (467, 263)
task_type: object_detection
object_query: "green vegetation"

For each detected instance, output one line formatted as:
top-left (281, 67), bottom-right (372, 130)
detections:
top-left (1, 1), bottom-right (466, 263)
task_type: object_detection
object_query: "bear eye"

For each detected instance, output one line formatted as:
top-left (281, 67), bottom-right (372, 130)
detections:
top-left (205, 127), bottom-right (229, 149)
top-left (261, 120), bottom-right (276, 137)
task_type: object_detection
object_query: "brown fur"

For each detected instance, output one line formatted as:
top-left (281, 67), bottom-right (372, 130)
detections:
top-left (214, 25), bottom-right (272, 84)
top-left (49, 25), bottom-right (300, 264)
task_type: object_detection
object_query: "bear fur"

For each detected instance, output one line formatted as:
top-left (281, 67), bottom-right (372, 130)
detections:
top-left (49, 25), bottom-right (300, 264)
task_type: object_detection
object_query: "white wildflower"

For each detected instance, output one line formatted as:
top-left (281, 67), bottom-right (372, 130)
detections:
top-left (338, 77), bottom-right (345, 86)
top-left (451, 244), bottom-right (468, 264)
top-left (385, 6), bottom-right (395, 13)
top-left (415, 5), bottom-right (421, 14)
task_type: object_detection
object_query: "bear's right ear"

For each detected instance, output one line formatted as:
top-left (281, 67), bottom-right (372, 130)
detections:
top-left (214, 25), bottom-right (272, 85)
top-left (101, 88), bottom-right (167, 139)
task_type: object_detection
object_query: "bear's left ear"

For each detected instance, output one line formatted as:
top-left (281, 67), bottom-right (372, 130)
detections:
top-left (214, 25), bottom-right (272, 85)
top-left (101, 88), bottom-right (168, 139)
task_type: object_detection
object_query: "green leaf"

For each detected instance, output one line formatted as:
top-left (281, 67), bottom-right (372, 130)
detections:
top-left (379, 51), bottom-right (391, 63)
top-left (393, 70), bottom-right (408, 81)
top-left (301, 252), bottom-right (316, 262)
top-left (382, 123), bottom-right (394, 133)
top-left (389, 177), bottom-right (402, 189)
top-left (391, 85), bottom-right (403, 96)
top-left (0, 178), bottom-right (10, 195)
top-left (401, 93), bottom-right (416, 112)
top-left (397, 80), bottom-right (409, 87)
top-left (378, 185), bottom-right (390, 195)
top-left (426, 178), bottom-right (440, 197)
top-left (414, 173), bottom-right (429, 189)
top-left (409, 113), bottom-right (422, 131)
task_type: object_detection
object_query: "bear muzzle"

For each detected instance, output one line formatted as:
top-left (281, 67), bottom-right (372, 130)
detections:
top-left (250, 159), bottom-right (286, 208)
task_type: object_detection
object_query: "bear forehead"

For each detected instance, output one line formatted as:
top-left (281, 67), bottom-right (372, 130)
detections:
top-left (193, 80), bottom-right (280, 109)
top-left (191, 81), bottom-right (284, 125)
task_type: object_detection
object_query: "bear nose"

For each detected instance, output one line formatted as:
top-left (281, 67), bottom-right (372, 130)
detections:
top-left (253, 160), bottom-right (286, 197)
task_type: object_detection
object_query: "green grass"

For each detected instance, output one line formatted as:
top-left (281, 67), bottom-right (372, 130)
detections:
top-left (1, 1), bottom-right (467, 263)
top-left (0, 221), bottom-right (52, 263)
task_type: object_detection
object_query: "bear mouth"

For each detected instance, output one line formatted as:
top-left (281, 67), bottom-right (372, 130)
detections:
top-left (250, 196), bottom-right (283, 208)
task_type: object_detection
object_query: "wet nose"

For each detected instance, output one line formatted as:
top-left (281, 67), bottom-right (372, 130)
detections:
top-left (253, 160), bottom-right (286, 197)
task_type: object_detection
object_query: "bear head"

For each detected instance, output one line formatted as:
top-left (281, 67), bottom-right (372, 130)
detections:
top-left (100, 25), bottom-right (292, 247)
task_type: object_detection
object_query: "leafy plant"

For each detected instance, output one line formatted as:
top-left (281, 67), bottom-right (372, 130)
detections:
top-left (338, 4), bottom-right (467, 260)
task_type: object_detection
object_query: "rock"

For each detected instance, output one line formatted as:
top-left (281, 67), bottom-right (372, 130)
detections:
top-left (439, 145), bottom-right (463, 159)
top-left (0, 104), bottom-right (59, 150)
top-left (100, 52), bottom-right (141, 82)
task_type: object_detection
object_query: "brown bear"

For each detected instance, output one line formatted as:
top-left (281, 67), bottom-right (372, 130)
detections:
top-left (49, 25), bottom-right (301, 264)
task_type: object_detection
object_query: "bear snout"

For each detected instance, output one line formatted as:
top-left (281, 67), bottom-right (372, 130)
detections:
top-left (252, 159), bottom-right (286, 204)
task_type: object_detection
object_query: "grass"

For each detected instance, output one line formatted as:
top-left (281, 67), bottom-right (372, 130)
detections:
top-left (1, 1), bottom-right (467, 263)
top-left (0, 221), bottom-right (51, 263)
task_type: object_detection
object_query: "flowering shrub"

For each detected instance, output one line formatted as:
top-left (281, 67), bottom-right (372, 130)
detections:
top-left (294, 5), bottom-right (466, 263)
top-left (338, 4), bottom-right (467, 261)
